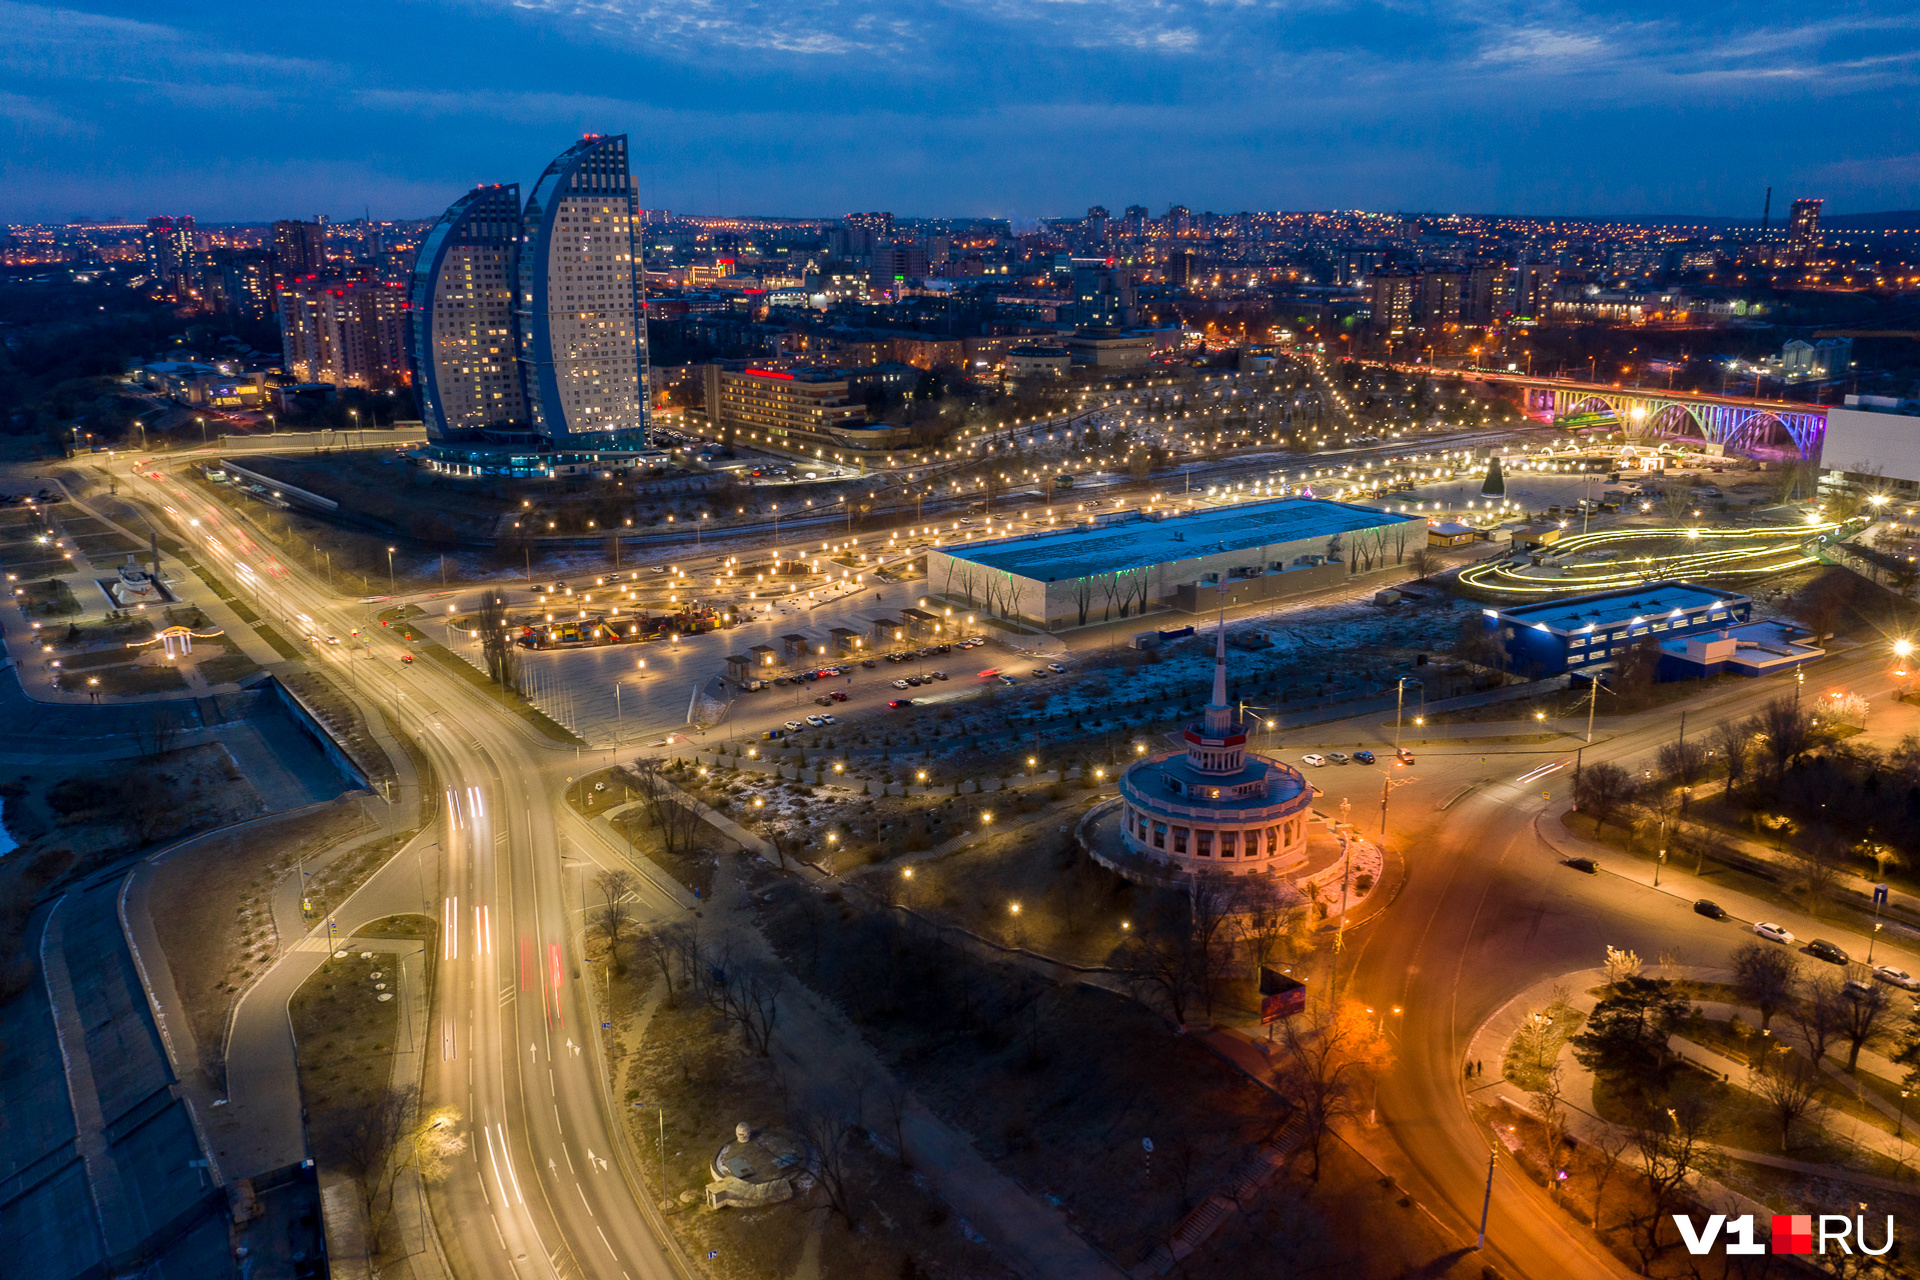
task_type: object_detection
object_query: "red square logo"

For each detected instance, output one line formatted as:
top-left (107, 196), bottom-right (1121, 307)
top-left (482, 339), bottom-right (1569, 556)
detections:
top-left (1772, 1215), bottom-right (1813, 1255)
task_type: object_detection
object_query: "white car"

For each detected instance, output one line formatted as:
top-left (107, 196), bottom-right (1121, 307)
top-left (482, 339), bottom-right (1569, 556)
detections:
top-left (1752, 921), bottom-right (1795, 945)
top-left (784, 720), bottom-right (804, 731)
top-left (892, 678), bottom-right (910, 689)
top-left (1874, 965), bottom-right (1920, 991)
top-left (1301, 753), bottom-right (1327, 767)
top-left (819, 714), bottom-right (837, 725)
top-left (1047, 662), bottom-right (1066, 673)
top-left (805, 714), bottom-right (825, 727)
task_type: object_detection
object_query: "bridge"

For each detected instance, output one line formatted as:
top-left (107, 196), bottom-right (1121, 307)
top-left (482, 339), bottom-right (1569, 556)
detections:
top-left (1381, 364), bottom-right (1829, 460)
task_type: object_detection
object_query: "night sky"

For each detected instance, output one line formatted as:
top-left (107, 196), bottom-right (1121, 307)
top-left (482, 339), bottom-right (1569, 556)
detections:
top-left (2, 0), bottom-right (1914, 222)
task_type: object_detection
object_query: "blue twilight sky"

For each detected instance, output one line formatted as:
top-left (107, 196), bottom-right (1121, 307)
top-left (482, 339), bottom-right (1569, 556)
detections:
top-left (0, 0), bottom-right (1915, 223)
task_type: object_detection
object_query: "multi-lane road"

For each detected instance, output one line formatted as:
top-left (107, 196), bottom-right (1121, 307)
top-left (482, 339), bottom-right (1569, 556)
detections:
top-left (107, 439), bottom-right (1910, 1280)
top-left (121, 457), bottom-right (695, 1280)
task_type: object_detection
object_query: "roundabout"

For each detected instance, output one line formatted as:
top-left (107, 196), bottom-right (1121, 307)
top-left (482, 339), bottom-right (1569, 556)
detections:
top-left (1458, 520), bottom-right (1844, 596)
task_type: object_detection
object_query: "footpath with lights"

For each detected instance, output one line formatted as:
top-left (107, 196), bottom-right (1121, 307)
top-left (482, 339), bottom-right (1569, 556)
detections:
top-left (1457, 520), bottom-right (1844, 596)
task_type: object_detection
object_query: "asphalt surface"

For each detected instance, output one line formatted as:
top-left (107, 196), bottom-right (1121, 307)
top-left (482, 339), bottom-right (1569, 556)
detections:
top-left (120, 457), bottom-right (697, 1280)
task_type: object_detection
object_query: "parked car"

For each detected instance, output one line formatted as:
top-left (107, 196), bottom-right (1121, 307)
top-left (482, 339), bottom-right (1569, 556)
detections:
top-left (1692, 899), bottom-right (1728, 920)
top-left (1047, 662), bottom-right (1066, 673)
top-left (828, 690), bottom-right (849, 702)
top-left (889, 699), bottom-right (914, 708)
top-left (1563, 857), bottom-right (1598, 874)
top-left (862, 659), bottom-right (876, 668)
top-left (1752, 921), bottom-right (1795, 944)
top-left (1328, 752), bottom-right (1350, 765)
top-left (1806, 938), bottom-right (1849, 965)
top-left (1353, 750), bottom-right (1376, 764)
top-left (784, 720), bottom-right (804, 731)
top-left (1301, 753), bottom-right (1327, 767)
top-left (815, 695), bottom-right (834, 706)
top-left (805, 714), bottom-right (825, 727)
top-left (906, 675), bottom-right (923, 686)
top-left (892, 678), bottom-right (910, 689)
top-left (1030, 668), bottom-right (1049, 678)
top-left (1842, 980), bottom-right (1876, 1003)
top-left (820, 714), bottom-right (836, 725)
top-left (1874, 965), bottom-right (1920, 990)
top-left (930, 670), bottom-right (949, 681)
top-left (998, 675), bottom-right (1016, 686)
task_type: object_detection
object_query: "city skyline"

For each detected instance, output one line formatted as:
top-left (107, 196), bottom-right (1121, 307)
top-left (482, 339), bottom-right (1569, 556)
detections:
top-left (2, 0), bottom-right (1916, 223)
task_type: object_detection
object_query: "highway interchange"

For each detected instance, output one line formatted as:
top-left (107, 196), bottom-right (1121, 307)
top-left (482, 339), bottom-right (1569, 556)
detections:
top-left (100, 428), bottom-right (1913, 1280)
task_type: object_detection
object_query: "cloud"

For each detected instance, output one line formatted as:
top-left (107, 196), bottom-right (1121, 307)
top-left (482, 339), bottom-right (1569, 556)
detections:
top-left (0, 89), bottom-right (91, 135)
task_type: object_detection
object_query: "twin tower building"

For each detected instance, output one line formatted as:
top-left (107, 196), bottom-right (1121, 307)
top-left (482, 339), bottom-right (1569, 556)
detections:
top-left (409, 134), bottom-right (651, 448)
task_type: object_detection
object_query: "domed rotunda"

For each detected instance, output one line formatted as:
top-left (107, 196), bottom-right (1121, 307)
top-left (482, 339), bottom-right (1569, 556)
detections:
top-left (1115, 622), bottom-right (1313, 877)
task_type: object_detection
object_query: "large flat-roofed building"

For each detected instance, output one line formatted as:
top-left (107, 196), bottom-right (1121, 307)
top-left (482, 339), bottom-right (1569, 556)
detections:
top-left (1484, 582), bottom-right (1752, 678)
top-left (926, 497), bottom-right (1426, 630)
top-left (1819, 395), bottom-right (1920, 494)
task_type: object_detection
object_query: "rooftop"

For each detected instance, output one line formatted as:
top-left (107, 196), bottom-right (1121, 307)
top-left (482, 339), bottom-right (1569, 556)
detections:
top-left (940, 497), bottom-right (1416, 582)
top-left (1495, 582), bottom-right (1748, 634)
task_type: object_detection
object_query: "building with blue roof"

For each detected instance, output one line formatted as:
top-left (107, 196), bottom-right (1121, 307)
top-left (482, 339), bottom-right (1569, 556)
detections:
top-left (1484, 582), bottom-right (1757, 678)
top-left (925, 496), bottom-right (1426, 629)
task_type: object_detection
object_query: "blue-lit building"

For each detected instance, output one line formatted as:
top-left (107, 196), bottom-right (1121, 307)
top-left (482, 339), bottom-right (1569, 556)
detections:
top-left (516, 134), bottom-right (650, 447)
top-left (410, 184), bottom-right (524, 442)
top-left (1484, 583), bottom-right (1754, 678)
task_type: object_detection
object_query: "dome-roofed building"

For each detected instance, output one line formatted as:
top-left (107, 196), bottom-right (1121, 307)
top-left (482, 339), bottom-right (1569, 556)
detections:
top-left (1116, 616), bottom-right (1313, 877)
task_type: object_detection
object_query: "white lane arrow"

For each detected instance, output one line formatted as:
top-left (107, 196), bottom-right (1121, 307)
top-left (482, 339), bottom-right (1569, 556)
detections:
top-left (567, 1038), bottom-right (580, 1058)
top-left (588, 1149), bottom-right (607, 1172)
top-left (530, 1042), bottom-right (539, 1060)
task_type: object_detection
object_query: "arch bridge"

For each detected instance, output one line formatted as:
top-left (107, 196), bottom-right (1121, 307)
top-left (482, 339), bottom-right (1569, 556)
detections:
top-left (1516, 384), bottom-right (1825, 460)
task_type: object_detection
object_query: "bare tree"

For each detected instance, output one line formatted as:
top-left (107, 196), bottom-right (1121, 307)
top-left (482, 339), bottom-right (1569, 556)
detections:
top-left (1840, 983), bottom-right (1891, 1072)
top-left (1757, 696), bottom-right (1815, 778)
top-left (1112, 928), bottom-right (1200, 1028)
top-left (1731, 942), bottom-right (1799, 1032)
top-left (1573, 762), bottom-right (1636, 833)
top-left (1788, 830), bottom-right (1848, 917)
top-left (592, 868), bottom-right (637, 974)
top-left (1711, 716), bottom-right (1754, 803)
top-left (794, 1096), bottom-right (860, 1226)
top-left (1752, 1051), bottom-right (1825, 1150)
top-left (1270, 993), bottom-right (1395, 1179)
top-left (634, 924), bottom-right (674, 993)
top-left (1789, 974), bottom-right (1849, 1064)
top-left (1530, 1066), bottom-right (1569, 1189)
top-left (1631, 1089), bottom-right (1718, 1257)
top-left (1406, 546), bottom-right (1437, 579)
top-left (1588, 1125), bottom-right (1631, 1232)
top-left (713, 958), bottom-right (780, 1056)
top-left (875, 1077), bottom-right (913, 1170)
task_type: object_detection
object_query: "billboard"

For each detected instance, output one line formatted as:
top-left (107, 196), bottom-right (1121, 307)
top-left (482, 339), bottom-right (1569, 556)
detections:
top-left (1259, 968), bottom-right (1306, 1024)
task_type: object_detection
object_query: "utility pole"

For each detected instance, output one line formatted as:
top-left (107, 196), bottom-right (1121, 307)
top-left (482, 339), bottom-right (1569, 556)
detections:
top-left (1477, 1146), bottom-right (1496, 1250)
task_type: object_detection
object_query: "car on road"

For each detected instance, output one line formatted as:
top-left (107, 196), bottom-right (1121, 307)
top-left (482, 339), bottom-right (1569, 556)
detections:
top-left (828, 690), bottom-right (849, 702)
top-left (805, 714), bottom-right (825, 727)
top-left (929, 670), bottom-right (948, 681)
top-left (1563, 857), bottom-right (1598, 874)
top-left (1875, 965), bottom-right (1920, 990)
top-left (1692, 899), bottom-right (1728, 920)
top-left (820, 714), bottom-right (836, 725)
top-left (998, 675), bottom-right (1016, 686)
top-left (1806, 938), bottom-right (1849, 965)
top-left (326, 635), bottom-right (340, 644)
top-left (1327, 752), bottom-right (1350, 765)
top-left (1047, 662), bottom-right (1066, 673)
top-left (1396, 748), bottom-right (1415, 765)
top-left (861, 659), bottom-right (876, 668)
top-left (1842, 980), bottom-right (1876, 1003)
top-left (892, 678), bottom-right (910, 689)
top-left (1353, 750), bottom-right (1376, 764)
top-left (784, 719), bottom-right (804, 731)
top-left (1752, 921), bottom-right (1795, 944)
top-left (888, 699), bottom-right (914, 708)
top-left (399, 653), bottom-right (414, 664)
top-left (1030, 668), bottom-right (1049, 678)
top-left (1301, 753), bottom-right (1327, 766)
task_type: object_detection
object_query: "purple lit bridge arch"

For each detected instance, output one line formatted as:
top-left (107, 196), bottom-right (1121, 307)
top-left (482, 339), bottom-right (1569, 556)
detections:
top-left (1520, 385), bottom-right (1825, 460)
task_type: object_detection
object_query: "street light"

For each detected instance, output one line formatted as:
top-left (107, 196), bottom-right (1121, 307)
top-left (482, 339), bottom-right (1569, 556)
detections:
top-left (386, 546), bottom-right (396, 596)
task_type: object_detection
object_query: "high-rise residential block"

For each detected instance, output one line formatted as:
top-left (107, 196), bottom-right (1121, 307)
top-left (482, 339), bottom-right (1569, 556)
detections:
top-left (1788, 198), bottom-right (1823, 257)
top-left (144, 215), bottom-right (196, 295)
top-left (515, 134), bottom-right (650, 445)
top-left (280, 274), bottom-right (409, 389)
top-left (410, 184), bottom-right (525, 440)
top-left (1367, 270), bottom-right (1415, 337)
top-left (272, 219), bottom-right (326, 294)
top-left (1465, 264), bottom-right (1511, 325)
top-left (1418, 270), bottom-right (1464, 328)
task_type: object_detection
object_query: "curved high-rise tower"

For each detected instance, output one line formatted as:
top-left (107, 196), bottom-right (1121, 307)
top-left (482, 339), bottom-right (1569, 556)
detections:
top-left (410, 183), bottom-right (524, 441)
top-left (516, 135), bottom-right (650, 446)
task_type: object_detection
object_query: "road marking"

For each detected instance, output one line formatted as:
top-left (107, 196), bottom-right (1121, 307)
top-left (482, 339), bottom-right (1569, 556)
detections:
top-left (577, 1183), bottom-right (594, 1215)
top-left (495, 1124), bottom-right (525, 1205)
top-left (443, 896), bottom-right (458, 960)
top-left (483, 1125), bottom-right (514, 1207)
top-left (442, 1018), bottom-right (456, 1061)
top-left (597, 1226), bottom-right (615, 1257)
top-left (563, 1142), bottom-right (575, 1174)
top-left (586, 1149), bottom-right (607, 1173)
